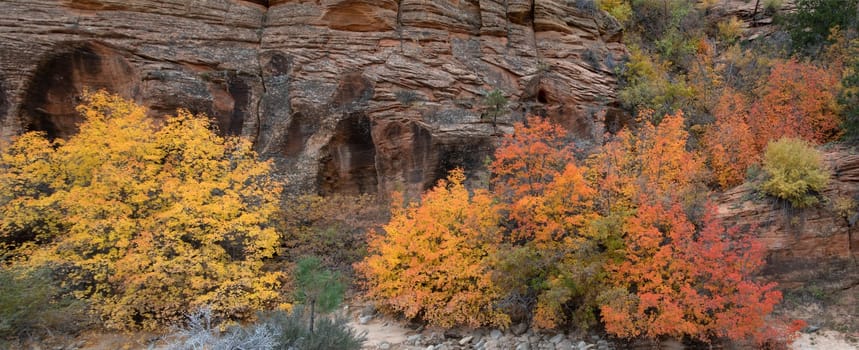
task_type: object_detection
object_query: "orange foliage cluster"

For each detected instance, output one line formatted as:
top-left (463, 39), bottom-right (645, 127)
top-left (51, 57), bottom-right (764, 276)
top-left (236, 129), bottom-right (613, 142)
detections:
top-left (703, 90), bottom-right (756, 187)
top-left (602, 201), bottom-right (782, 342)
top-left (749, 59), bottom-right (840, 150)
top-left (356, 169), bottom-right (509, 328)
top-left (490, 116), bottom-right (589, 242)
top-left (704, 59), bottom-right (840, 188)
top-left (359, 112), bottom-right (796, 345)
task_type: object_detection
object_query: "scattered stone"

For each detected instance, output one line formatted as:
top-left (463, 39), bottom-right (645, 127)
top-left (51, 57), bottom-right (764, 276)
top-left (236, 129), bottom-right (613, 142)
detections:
top-left (361, 304), bottom-right (376, 317)
top-left (516, 342), bottom-right (531, 350)
top-left (511, 322), bottom-right (528, 336)
top-left (425, 346), bottom-right (435, 350)
top-left (460, 335), bottom-right (474, 345)
top-left (378, 341), bottom-right (391, 350)
top-left (407, 334), bottom-right (422, 345)
top-left (491, 329), bottom-right (503, 340)
top-left (557, 339), bottom-right (573, 350)
top-left (804, 325), bottom-right (821, 333)
top-left (550, 334), bottom-right (565, 344)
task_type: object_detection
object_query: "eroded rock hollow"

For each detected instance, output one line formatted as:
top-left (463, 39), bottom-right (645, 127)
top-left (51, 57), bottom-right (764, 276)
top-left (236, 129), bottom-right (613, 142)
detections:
top-left (0, 0), bottom-right (625, 197)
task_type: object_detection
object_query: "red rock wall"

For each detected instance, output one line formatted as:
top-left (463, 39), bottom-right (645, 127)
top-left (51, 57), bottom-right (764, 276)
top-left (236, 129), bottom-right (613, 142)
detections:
top-left (717, 150), bottom-right (859, 292)
top-left (0, 0), bottom-right (624, 196)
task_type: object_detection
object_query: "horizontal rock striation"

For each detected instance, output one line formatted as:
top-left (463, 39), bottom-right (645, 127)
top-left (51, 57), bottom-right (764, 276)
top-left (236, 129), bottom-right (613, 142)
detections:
top-left (0, 0), bottom-right (625, 197)
top-left (717, 149), bottom-right (859, 309)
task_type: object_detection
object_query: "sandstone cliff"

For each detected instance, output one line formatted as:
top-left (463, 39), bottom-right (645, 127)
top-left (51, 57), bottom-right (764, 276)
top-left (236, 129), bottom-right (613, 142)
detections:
top-left (718, 149), bottom-right (859, 327)
top-left (0, 0), bottom-right (625, 197)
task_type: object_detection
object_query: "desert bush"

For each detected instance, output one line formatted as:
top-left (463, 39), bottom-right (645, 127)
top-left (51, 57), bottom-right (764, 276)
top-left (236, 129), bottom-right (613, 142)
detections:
top-left (167, 307), bottom-right (278, 350)
top-left (760, 138), bottom-right (830, 208)
top-left (166, 307), bottom-right (365, 350)
top-left (616, 47), bottom-right (695, 118)
top-left (599, 0), bottom-right (632, 23)
top-left (763, 0), bottom-right (784, 15)
top-left (0, 266), bottom-right (87, 339)
top-left (717, 17), bottom-right (744, 44)
top-left (839, 59), bottom-right (859, 140)
top-left (628, 0), bottom-right (703, 68)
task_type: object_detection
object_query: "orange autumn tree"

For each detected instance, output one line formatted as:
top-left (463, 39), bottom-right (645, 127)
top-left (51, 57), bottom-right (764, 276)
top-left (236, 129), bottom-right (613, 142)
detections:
top-left (601, 201), bottom-right (783, 343)
top-left (588, 110), bottom-right (704, 212)
top-left (488, 116), bottom-right (606, 329)
top-left (490, 115), bottom-right (577, 242)
top-left (357, 169), bottom-right (508, 328)
top-left (703, 89), bottom-right (757, 188)
top-left (748, 59), bottom-right (840, 151)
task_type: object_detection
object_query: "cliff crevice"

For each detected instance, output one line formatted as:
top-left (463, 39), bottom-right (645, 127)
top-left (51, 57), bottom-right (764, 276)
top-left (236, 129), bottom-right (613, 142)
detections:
top-left (0, 0), bottom-right (625, 197)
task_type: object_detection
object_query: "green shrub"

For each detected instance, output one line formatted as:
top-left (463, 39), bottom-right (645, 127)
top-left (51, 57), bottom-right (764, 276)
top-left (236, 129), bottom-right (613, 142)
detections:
top-left (781, 0), bottom-right (859, 55)
top-left (760, 138), bottom-right (830, 208)
top-left (763, 0), bottom-right (784, 15)
top-left (482, 88), bottom-right (509, 126)
top-left (0, 266), bottom-right (87, 339)
top-left (839, 59), bottom-right (859, 140)
top-left (294, 256), bottom-right (346, 334)
top-left (265, 307), bottom-right (365, 350)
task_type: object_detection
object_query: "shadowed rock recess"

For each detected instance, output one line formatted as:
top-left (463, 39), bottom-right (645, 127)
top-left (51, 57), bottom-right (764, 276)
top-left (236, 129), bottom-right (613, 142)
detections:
top-left (0, 0), bottom-right (625, 197)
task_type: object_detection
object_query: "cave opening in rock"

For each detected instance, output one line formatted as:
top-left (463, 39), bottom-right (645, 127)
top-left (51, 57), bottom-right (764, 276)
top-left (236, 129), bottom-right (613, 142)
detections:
top-left (20, 42), bottom-right (137, 139)
top-left (221, 75), bottom-right (250, 136)
top-left (243, 0), bottom-right (269, 7)
top-left (537, 89), bottom-right (549, 104)
top-left (318, 114), bottom-right (378, 196)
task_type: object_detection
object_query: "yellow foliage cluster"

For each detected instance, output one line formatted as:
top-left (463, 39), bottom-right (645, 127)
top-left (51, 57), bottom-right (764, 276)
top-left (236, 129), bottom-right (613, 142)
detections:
top-left (599, 0), bottom-right (632, 23)
top-left (0, 91), bottom-right (283, 330)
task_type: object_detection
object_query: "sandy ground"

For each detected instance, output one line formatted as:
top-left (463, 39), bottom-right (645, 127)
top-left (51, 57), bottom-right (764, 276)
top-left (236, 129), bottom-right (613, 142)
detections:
top-left (791, 331), bottom-right (859, 350)
top-left (347, 319), bottom-right (414, 349)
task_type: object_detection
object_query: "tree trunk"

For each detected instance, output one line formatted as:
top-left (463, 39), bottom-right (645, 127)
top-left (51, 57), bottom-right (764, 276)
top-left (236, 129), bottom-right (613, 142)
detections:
top-left (309, 299), bottom-right (316, 334)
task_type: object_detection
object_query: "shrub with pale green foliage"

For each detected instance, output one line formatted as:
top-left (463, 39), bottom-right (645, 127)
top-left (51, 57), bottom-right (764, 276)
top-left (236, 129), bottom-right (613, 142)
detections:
top-left (760, 138), bottom-right (829, 208)
top-left (0, 266), bottom-right (88, 340)
top-left (165, 307), bottom-right (365, 350)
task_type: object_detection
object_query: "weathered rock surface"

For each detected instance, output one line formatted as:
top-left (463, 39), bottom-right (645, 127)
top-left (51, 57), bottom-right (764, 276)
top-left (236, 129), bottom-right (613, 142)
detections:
top-left (0, 0), bottom-right (625, 197)
top-left (717, 149), bottom-right (859, 316)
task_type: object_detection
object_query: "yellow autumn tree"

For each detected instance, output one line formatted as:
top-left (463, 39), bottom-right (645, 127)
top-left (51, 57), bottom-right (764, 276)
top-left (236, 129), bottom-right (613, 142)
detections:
top-left (0, 91), bottom-right (282, 330)
top-left (356, 169), bottom-right (509, 328)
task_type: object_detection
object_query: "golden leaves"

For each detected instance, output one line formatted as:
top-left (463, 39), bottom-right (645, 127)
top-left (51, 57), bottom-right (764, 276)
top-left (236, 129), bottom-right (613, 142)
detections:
top-left (0, 90), bottom-right (283, 330)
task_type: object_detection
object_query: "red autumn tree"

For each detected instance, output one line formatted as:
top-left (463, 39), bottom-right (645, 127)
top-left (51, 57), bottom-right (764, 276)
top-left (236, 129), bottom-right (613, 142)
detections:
top-left (748, 59), bottom-right (840, 151)
top-left (601, 202), bottom-right (783, 342)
